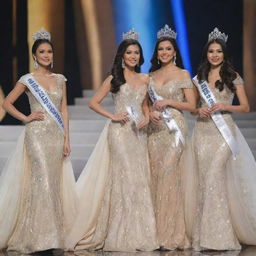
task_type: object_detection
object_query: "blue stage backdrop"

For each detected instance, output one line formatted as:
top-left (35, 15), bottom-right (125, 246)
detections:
top-left (112, 0), bottom-right (176, 73)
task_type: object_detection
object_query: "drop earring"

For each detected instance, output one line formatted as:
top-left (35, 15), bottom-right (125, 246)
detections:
top-left (173, 56), bottom-right (176, 65)
top-left (51, 61), bottom-right (53, 69)
top-left (122, 58), bottom-right (125, 69)
top-left (157, 58), bottom-right (160, 65)
top-left (34, 59), bottom-right (39, 69)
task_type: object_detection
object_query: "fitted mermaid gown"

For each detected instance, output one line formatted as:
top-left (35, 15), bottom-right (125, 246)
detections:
top-left (0, 74), bottom-right (77, 253)
top-left (148, 76), bottom-right (193, 249)
top-left (185, 76), bottom-right (256, 251)
top-left (66, 83), bottom-right (158, 252)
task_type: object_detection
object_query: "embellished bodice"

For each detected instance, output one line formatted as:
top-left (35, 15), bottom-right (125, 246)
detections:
top-left (18, 73), bottom-right (66, 131)
top-left (112, 83), bottom-right (147, 117)
top-left (19, 74), bottom-right (66, 113)
top-left (149, 77), bottom-right (194, 102)
top-left (197, 76), bottom-right (244, 108)
top-left (148, 77), bottom-right (193, 134)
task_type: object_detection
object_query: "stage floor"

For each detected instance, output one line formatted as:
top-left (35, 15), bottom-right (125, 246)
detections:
top-left (1, 246), bottom-right (256, 256)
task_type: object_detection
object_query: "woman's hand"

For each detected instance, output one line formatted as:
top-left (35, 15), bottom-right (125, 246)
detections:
top-left (25, 111), bottom-right (44, 123)
top-left (137, 116), bottom-right (149, 129)
top-left (198, 107), bottom-right (212, 118)
top-left (111, 112), bottom-right (130, 124)
top-left (153, 100), bottom-right (170, 111)
top-left (210, 102), bottom-right (228, 113)
top-left (149, 111), bottom-right (162, 125)
top-left (63, 140), bottom-right (71, 157)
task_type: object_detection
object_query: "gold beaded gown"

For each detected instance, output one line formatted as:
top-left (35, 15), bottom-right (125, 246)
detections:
top-left (66, 83), bottom-right (158, 252)
top-left (0, 74), bottom-right (77, 254)
top-left (147, 76), bottom-right (193, 250)
top-left (185, 76), bottom-right (256, 251)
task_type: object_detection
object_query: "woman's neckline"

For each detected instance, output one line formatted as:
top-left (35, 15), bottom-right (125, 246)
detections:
top-left (30, 73), bottom-right (58, 93)
top-left (125, 82), bottom-right (147, 90)
top-left (150, 76), bottom-right (190, 89)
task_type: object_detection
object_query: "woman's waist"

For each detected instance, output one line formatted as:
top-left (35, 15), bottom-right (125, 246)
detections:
top-left (148, 112), bottom-right (187, 134)
top-left (196, 112), bottom-right (232, 123)
top-left (114, 105), bottom-right (143, 114)
top-left (25, 116), bottom-right (62, 131)
top-left (195, 113), bottom-right (235, 133)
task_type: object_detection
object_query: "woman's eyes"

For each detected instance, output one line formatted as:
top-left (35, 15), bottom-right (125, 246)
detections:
top-left (39, 50), bottom-right (53, 53)
top-left (208, 50), bottom-right (223, 53)
top-left (158, 47), bottom-right (172, 51)
top-left (126, 51), bottom-right (139, 54)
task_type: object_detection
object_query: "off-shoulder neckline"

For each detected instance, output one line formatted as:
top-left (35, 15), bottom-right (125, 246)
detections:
top-left (150, 76), bottom-right (191, 89)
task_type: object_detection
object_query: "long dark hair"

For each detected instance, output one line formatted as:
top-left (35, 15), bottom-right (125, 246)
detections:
top-left (197, 39), bottom-right (236, 92)
top-left (32, 39), bottom-right (54, 54)
top-left (149, 37), bottom-right (184, 72)
top-left (111, 39), bottom-right (144, 94)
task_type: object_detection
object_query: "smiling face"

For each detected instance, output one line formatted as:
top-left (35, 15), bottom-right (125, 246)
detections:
top-left (207, 42), bottom-right (224, 67)
top-left (123, 44), bottom-right (140, 68)
top-left (157, 40), bottom-right (176, 65)
top-left (33, 42), bottom-right (53, 68)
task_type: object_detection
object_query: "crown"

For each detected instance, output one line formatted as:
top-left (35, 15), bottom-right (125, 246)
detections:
top-left (157, 24), bottom-right (177, 39)
top-left (32, 28), bottom-right (51, 41)
top-left (122, 28), bottom-right (139, 41)
top-left (208, 27), bottom-right (228, 43)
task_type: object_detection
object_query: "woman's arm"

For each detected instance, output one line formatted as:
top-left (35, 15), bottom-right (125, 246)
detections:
top-left (60, 81), bottom-right (71, 157)
top-left (137, 94), bottom-right (150, 129)
top-left (211, 83), bottom-right (250, 113)
top-left (191, 84), bottom-right (212, 118)
top-left (89, 76), bottom-right (129, 123)
top-left (153, 88), bottom-right (196, 112)
top-left (3, 82), bottom-right (44, 122)
top-left (153, 70), bottom-right (196, 112)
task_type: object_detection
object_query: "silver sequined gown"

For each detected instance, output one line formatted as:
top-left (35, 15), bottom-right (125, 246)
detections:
top-left (191, 77), bottom-right (244, 251)
top-left (147, 77), bottom-right (193, 249)
top-left (6, 74), bottom-right (66, 253)
top-left (69, 83), bottom-right (158, 252)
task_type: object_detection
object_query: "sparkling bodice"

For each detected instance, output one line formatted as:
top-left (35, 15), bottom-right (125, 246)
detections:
top-left (18, 73), bottom-right (66, 132)
top-left (198, 76), bottom-right (244, 108)
top-left (149, 77), bottom-right (193, 102)
top-left (25, 74), bottom-right (65, 113)
top-left (112, 83), bottom-right (147, 118)
top-left (148, 77), bottom-right (193, 133)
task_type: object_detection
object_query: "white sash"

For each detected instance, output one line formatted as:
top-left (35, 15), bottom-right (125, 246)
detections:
top-left (126, 105), bottom-right (140, 125)
top-left (23, 74), bottom-right (64, 133)
top-left (193, 76), bottom-right (239, 158)
top-left (148, 84), bottom-right (185, 147)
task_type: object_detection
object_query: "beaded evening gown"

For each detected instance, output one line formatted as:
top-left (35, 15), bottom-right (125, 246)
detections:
top-left (0, 74), bottom-right (77, 254)
top-left (147, 76), bottom-right (193, 250)
top-left (187, 76), bottom-right (256, 251)
top-left (66, 83), bottom-right (158, 252)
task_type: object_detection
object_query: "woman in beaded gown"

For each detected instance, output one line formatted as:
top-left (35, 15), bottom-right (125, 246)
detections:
top-left (147, 25), bottom-right (196, 250)
top-left (185, 28), bottom-right (256, 251)
top-left (66, 33), bottom-right (158, 252)
top-left (0, 30), bottom-right (77, 253)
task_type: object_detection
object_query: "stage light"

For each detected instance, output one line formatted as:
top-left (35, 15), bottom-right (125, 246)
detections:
top-left (170, 0), bottom-right (192, 75)
top-left (112, 0), bottom-right (156, 73)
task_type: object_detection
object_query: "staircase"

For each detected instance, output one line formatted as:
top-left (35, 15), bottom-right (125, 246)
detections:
top-left (0, 90), bottom-right (255, 179)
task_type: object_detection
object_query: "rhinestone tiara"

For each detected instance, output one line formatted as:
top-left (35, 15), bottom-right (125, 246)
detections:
top-left (32, 28), bottom-right (51, 42)
top-left (122, 28), bottom-right (139, 41)
top-left (157, 24), bottom-right (177, 40)
top-left (208, 27), bottom-right (228, 43)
